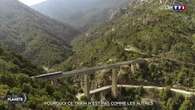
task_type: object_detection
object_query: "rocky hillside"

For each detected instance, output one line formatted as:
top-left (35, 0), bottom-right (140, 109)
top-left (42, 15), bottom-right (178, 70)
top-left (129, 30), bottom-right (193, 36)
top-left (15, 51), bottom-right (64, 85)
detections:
top-left (32, 0), bottom-right (130, 30)
top-left (0, 0), bottom-right (79, 67)
top-left (54, 1), bottom-right (195, 109)
top-left (71, 0), bottom-right (195, 66)
top-left (57, 0), bottom-right (195, 88)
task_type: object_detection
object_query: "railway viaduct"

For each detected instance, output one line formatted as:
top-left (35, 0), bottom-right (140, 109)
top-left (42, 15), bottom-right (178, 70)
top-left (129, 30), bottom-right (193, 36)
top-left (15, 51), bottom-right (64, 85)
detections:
top-left (32, 58), bottom-right (195, 99)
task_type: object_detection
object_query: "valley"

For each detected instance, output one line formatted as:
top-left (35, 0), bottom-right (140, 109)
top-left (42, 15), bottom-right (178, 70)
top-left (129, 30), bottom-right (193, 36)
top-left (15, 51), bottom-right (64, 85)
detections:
top-left (32, 0), bottom-right (130, 30)
top-left (0, 0), bottom-right (195, 109)
top-left (0, 0), bottom-right (79, 67)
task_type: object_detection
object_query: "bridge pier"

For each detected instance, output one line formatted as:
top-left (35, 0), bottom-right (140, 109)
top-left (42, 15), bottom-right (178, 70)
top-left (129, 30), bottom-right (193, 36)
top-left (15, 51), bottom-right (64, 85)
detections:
top-left (50, 79), bottom-right (57, 86)
top-left (100, 91), bottom-right (106, 101)
top-left (84, 74), bottom-right (90, 100)
top-left (112, 69), bottom-right (118, 98)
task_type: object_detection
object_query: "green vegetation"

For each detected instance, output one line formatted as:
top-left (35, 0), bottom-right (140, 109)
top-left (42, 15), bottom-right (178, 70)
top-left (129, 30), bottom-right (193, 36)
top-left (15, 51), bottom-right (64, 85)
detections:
top-left (0, 47), bottom-right (78, 109)
top-left (0, 47), bottom-right (44, 76)
top-left (59, 0), bottom-right (195, 88)
top-left (0, 0), bottom-right (79, 67)
top-left (1, 0), bottom-right (195, 109)
top-left (55, 0), bottom-right (195, 109)
top-left (75, 88), bottom-right (195, 110)
top-left (72, 1), bottom-right (195, 66)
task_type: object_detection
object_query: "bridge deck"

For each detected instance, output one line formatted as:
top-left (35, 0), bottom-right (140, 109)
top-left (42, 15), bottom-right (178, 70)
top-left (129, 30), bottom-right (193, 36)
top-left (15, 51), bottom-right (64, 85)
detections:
top-left (32, 57), bottom-right (195, 80)
top-left (32, 58), bottom-right (146, 80)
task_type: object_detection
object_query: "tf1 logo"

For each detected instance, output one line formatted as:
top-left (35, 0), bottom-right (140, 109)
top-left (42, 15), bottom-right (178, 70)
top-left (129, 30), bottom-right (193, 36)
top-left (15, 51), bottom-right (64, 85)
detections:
top-left (173, 3), bottom-right (187, 12)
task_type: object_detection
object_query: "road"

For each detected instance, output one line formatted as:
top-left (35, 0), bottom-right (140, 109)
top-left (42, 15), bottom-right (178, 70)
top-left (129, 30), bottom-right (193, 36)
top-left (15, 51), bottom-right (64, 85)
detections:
top-left (76, 84), bottom-right (195, 100)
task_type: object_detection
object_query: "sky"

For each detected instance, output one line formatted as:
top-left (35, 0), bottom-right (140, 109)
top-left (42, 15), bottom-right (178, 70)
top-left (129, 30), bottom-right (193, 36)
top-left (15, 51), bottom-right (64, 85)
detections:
top-left (18, 0), bottom-right (47, 6)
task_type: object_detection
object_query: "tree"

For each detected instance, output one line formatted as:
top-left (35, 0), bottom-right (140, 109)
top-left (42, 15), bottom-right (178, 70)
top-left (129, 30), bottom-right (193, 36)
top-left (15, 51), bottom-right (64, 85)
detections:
top-left (160, 88), bottom-right (172, 101)
top-left (22, 83), bottom-right (32, 94)
top-left (177, 68), bottom-right (193, 87)
top-left (179, 98), bottom-right (193, 110)
top-left (166, 94), bottom-right (184, 110)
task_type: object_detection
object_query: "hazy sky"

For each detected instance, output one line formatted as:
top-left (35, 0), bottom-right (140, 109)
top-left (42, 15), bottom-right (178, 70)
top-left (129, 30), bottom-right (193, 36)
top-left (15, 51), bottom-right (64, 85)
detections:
top-left (18, 0), bottom-right (47, 6)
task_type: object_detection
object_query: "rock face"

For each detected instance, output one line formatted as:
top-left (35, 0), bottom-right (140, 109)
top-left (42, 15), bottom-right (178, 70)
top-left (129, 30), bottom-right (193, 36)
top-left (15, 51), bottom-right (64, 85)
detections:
top-left (32, 0), bottom-right (130, 30)
top-left (0, 0), bottom-right (79, 66)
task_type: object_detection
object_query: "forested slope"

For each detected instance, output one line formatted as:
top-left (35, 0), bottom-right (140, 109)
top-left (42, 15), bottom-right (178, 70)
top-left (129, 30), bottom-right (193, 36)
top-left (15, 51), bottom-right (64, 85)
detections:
top-left (58, 0), bottom-right (195, 89)
top-left (0, 0), bottom-right (79, 67)
top-left (0, 47), bottom-right (76, 110)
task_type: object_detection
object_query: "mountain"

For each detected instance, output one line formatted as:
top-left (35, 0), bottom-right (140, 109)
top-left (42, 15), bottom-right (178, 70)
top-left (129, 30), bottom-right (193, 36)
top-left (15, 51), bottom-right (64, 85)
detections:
top-left (71, 0), bottom-right (195, 63)
top-left (59, 0), bottom-right (195, 88)
top-left (0, 0), bottom-right (79, 67)
top-left (51, 0), bottom-right (195, 109)
top-left (32, 0), bottom-right (130, 30)
top-left (54, 0), bottom-right (195, 109)
top-left (0, 0), bottom-right (195, 109)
